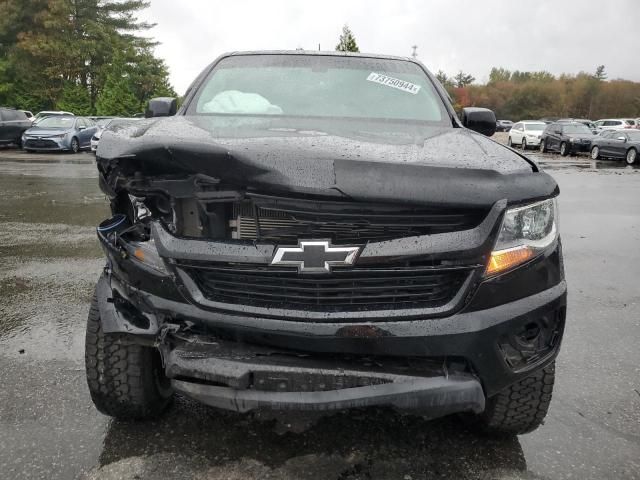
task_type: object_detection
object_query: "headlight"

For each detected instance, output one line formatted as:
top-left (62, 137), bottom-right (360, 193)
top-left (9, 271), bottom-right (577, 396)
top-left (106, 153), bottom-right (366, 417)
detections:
top-left (48, 134), bottom-right (66, 139)
top-left (486, 199), bottom-right (557, 276)
top-left (125, 239), bottom-right (169, 274)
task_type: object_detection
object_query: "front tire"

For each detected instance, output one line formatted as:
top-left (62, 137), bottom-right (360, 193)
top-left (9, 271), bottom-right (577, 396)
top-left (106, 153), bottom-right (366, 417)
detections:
top-left (479, 362), bottom-right (555, 435)
top-left (85, 293), bottom-right (173, 420)
top-left (70, 137), bottom-right (79, 153)
top-left (590, 146), bottom-right (600, 160)
top-left (540, 140), bottom-right (547, 153)
top-left (507, 136), bottom-right (513, 147)
top-left (521, 138), bottom-right (527, 150)
top-left (626, 148), bottom-right (637, 165)
top-left (560, 142), bottom-right (569, 156)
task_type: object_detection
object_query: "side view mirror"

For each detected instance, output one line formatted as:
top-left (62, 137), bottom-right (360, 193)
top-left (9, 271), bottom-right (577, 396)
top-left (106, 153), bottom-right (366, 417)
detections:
top-left (461, 107), bottom-right (496, 136)
top-left (78, 126), bottom-right (86, 131)
top-left (554, 130), bottom-right (562, 135)
top-left (617, 136), bottom-right (627, 142)
top-left (145, 97), bottom-right (177, 118)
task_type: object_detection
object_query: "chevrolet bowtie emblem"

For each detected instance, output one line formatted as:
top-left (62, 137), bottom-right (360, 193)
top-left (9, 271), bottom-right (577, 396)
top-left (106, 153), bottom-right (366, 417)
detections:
top-left (271, 240), bottom-right (360, 273)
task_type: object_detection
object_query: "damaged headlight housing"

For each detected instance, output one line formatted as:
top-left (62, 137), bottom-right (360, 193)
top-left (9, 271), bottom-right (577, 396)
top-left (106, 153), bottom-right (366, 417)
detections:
top-left (486, 198), bottom-right (557, 276)
top-left (125, 239), bottom-right (169, 274)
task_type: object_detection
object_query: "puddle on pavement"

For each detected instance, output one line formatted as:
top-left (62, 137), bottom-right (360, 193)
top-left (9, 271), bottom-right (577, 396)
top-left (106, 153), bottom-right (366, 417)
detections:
top-left (525, 152), bottom-right (640, 172)
top-left (0, 258), bottom-right (103, 360)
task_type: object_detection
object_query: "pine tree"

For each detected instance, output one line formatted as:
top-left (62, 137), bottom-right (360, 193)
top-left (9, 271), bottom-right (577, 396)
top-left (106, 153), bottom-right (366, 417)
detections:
top-left (0, 0), bottom-right (173, 112)
top-left (335, 25), bottom-right (360, 52)
top-left (56, 82), bottom-right (92, 115)
top-left (454, 71), bottom-right (475, 88)
top-left (96, 55), bottom-right (140, 116)
top-left (594, 65), bottom-right (607, 81)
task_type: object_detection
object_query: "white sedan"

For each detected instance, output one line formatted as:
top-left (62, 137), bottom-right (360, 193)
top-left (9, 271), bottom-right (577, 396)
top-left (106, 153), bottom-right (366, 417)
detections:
top-left (507, 121), bottom-right (547, 150)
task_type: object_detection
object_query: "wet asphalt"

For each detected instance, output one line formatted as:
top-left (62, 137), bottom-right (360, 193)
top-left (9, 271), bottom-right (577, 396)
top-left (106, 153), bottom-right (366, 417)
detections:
top-left (0, 142), bottom-right (639, 480)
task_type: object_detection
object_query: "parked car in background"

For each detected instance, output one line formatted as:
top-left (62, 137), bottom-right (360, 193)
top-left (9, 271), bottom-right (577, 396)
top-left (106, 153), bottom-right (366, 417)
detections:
top-left (20, 110), bottom-right (35, 123)
top-left (90, 117), bottom-right (137, 152)
top-left (495, 119), bottom-right (513, 131)
top-left (0, 107), bottom-right (33, 147)
top-left (540, 121), bottom-right (596, 156)
top-left (33, 110), bottom-right (75, 124)
top-left (507, 121), bottom-right (547, 149)
top-left (22, 115), bottom-right (98, 152)
top-left (590, 129), bottom-right (640, 165)
top-left (558, 118), bottom-right (597, 133)
top-left (593, 118), bottom-right (635, 132)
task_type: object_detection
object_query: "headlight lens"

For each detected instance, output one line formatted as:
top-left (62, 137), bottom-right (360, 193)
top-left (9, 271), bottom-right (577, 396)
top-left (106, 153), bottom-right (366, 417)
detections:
top-left (48, 134), bottom-right (66, 139)
top-left (486, 199), bottom-right (557, 276)
top-left (125, 239), bottom-right (169, 274)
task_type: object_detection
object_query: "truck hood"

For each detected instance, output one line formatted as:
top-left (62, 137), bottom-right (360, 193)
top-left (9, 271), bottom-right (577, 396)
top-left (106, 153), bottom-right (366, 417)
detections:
top-left (97, 115), bottom-right (558, 207)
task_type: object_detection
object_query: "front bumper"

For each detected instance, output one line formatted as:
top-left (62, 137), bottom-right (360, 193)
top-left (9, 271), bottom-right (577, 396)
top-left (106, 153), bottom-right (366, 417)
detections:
top-left (96, 231), bottom-right (566, 416)
top-left (523, 136), bottom-right (542, 146)
top-left (22, 136), bottom-right (70, 151)
top-left (165, 338), bottom-right (485, 414)
top-left (569, 140), bottom-right (591, 153)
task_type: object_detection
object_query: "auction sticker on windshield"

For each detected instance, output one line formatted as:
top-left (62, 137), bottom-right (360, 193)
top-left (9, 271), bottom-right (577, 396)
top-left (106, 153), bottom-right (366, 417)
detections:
top-left (366, 73), bottom-right (421, 94)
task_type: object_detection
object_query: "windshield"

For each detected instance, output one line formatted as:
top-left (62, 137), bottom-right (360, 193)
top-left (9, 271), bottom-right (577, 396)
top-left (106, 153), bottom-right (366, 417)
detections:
top-left (626, 130), bottom-right (640, 140)
top-left (563, 124), bottom-right (591, 134)
top-left (96, 118), bottom-right (113, 127)
top-left (524, 123), bottom-right (546, 131)
top-left (36, 116), bottom-right (75, 128)
top-left (188, 55), bottom-right (447, 123)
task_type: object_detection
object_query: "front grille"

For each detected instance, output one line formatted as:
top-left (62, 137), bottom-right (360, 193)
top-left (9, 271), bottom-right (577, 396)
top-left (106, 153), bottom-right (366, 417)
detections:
top-left (24, 138), bottom-right (58, 148)
top-left (180, 262), bottom-right (472, 312)
top-left (229, 195), bottom-right (485, 244)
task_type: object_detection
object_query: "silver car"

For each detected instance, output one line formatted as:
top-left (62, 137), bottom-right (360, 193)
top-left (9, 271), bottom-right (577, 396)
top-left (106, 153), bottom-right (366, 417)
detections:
top-left (22, 115), bottom-right (98, 153)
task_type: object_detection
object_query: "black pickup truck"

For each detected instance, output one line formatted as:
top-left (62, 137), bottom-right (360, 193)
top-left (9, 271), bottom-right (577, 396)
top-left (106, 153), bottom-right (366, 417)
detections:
top-left (86, 51), bottom-right (566, 435)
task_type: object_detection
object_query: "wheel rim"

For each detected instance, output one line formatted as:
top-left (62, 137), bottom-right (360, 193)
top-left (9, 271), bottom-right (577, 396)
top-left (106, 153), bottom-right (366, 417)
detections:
top-left (507, 137), bottom-right (512, 147)
top-left (540, 141), bottom-right (545, 152)
top-left (522, 139), bottom-right (527, 150)
top-left (72, 139), bottom-right (78, 152)
top-left (561, 143), bottom-right (566, 155)
top-left (591, 147), bottom-right (599, 159)
top-left (628, 149), bottom-right (637, 165)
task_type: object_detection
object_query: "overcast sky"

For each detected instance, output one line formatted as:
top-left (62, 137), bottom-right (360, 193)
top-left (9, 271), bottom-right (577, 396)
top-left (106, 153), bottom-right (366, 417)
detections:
top-left (137, 0), bottom-right (640, 95)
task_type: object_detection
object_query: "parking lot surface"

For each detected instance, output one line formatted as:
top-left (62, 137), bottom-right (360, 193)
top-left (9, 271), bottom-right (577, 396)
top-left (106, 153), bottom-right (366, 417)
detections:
top-left (0, 146), bottom-right (639, 480)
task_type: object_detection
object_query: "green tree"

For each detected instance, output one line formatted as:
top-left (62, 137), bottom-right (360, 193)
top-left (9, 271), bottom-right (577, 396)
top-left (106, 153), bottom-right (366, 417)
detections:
top-left (0, 0), bottom-right (172, 113)
top-left (594, 65), bottom-right (607, 81)
top-left (56, 82), bottom-right (92, 115)
top-left (96, 56), bottom-right (140, 116)
top-left (435, 70), bottom-right (454, 88)
top-left (335, 25), bottom-right (360, 52)
top-left (488, 67), bottom-right (511, 84)
top-left (454, 71), bottom-right (475, 88)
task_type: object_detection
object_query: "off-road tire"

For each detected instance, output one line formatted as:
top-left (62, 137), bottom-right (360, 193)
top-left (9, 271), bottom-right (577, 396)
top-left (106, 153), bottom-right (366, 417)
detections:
top-left (85, 294), bottom-right (173, 420)
top-left (478, 362), bottom-right (555, 435)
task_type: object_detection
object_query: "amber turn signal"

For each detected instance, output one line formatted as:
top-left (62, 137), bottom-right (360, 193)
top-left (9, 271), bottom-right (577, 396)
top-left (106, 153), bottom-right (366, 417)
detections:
top-left (133, 248), bottom-right (145, 262)
top-left (486, 246), bottom-right (534, 276)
